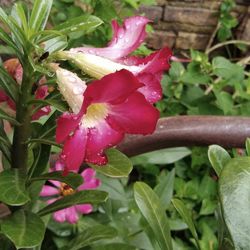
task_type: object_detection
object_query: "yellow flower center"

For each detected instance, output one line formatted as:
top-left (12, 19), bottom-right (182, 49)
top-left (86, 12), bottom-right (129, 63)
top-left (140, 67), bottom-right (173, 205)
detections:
top-left (82, 103), bottom-right (109, 128)
top-left (60, 183), bottom-right (75, 196)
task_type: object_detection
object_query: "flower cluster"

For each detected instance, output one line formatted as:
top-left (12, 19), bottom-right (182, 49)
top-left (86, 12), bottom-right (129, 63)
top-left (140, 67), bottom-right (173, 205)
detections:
top-left (54, 16), bottom-right (172, 173)
top-left (41, 164), bottom-right (100, 224)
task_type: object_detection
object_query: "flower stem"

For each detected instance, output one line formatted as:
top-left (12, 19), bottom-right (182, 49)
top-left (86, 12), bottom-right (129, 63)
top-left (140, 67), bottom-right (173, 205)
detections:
top-left (11, 59), bottom-right (34, 174)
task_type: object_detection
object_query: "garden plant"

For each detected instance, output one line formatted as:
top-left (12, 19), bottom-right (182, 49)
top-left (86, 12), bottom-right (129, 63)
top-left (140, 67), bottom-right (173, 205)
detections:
top-left (0, 0), bottom-right (250, 249)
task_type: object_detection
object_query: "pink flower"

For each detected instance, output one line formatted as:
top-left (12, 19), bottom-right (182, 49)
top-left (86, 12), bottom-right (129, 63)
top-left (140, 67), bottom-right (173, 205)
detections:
top-left (0, 59), bottom-right (51, 120)
top-left (58, 16), bottom-right (172, 104)
top-left (40, 165), bottom-right (101, 224)
top-left (55, 68), bottom-right (159, 172)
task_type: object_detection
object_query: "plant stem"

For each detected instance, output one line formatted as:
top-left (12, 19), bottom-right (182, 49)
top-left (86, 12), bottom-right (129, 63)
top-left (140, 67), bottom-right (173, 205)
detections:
top-left (11, 59), bottom-right (34, 174)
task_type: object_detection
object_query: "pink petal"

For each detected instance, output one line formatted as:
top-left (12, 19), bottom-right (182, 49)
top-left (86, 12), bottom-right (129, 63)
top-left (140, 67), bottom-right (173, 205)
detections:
top-left (61, 126), bottom-right (88, 172)
top-left (72, 16), bottom-right (149, 60)
top-left (108, 92), bottom-right (159, 135)
top-left (84, 119), bottom-right (124, 165)
top-left (0, 90), bottom-right (8, 102)
top-left (40, 185), bottom-right (59, 197)
top-left (137, 73), bottom-right (162, 103)
top-left (65, 207), bottom-right (79, 224)
top-left (53, 209), bottom-right (66, 223)
top-left (35, 85), bottom-right (49, 99)
top-left (32, 106), bottom-right (51, 120)
top-left (75, 204), bottom-right (93, 214)
top-left (49, 180), bottom-right (61, 187)
top-left (78, 168), bottom-right (101, 190)
top-left (81, 168), bottom-right (96, 181)
top-left (56, 112), bottom-right (82, 143)
top-left (83, 69), bottom-right (143, 106)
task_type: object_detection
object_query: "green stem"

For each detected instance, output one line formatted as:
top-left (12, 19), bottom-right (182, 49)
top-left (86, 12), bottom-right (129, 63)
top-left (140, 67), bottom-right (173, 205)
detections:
top-left (11, 59), bottom-right (34, 174)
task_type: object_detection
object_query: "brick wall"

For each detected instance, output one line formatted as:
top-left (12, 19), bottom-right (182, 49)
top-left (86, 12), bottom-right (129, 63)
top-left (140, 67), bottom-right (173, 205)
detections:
top-left (139, 0), bottom-right (250, 50)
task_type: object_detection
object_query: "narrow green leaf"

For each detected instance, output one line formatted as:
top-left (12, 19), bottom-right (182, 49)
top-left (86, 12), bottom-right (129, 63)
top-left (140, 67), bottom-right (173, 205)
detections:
top-left (134, 182), bottom-right (173, 250)
top-left (55, 15), bottom-right (103, 35)
top-left (1, 210), bottom-right (45, 249)
top-left (43, 35), bottom-right (68, 54)
top-left (28, 138), bottom-right (62, 148)
top-left (219, 157), bottom-right (250, 249)
top-left (0, 108), bottom-right (20, 125)
top-left (67, 225), bottom-right (117, 250)
top-left (30, 171), bottom-right (83, 189)
top-left (91, 243), bottom-right (136, 250)
top-left (0, 66), bottom-right (18, 101)
top-left (29, 0), bottom-right (53, 33)
top-left (246, 138), bottom-right (250, 156)
top-left (12, 3), bottom-right (29, 35)
top-left (0, 169), bottom-right (30, 205)
top-left (208, 145), bottom-right (231, 176)
top-left (154, 169), bottom-right (175, 208)
top-left (0, 123), bottom-right (11, 163)
top-left (38, 190), bottom-right (108, 216)
top-left (172, 198), bottom-right (201, 249)
top-left (29, 98), bottom-right (68, 113)
top-left (90, 148), bottom-right (133, 178)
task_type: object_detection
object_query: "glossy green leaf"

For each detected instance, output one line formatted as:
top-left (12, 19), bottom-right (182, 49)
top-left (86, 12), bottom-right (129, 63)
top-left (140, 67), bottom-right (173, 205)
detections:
top-left (12, 3), bottom-right (28, 35)
top-left (0, 66), bottom-right (18, 102)
top-left (134, 182), bottom-right (173, 250)
top-left (38, 190), bottom-right (108, 216)
top-left (0, 169), bottom-right (30, 205)
top-left (1, 210), bottom-right (45, 249)
top-left (154, 169), bottom-right (175, 208)
top-left (208, 145), bottom-right (231, 176)
top-left (55, 15), bottom-right (103, 35)
top-left (28, 138), bottom-right (61, 148)
top-left (90, 148), bottom-right (133, 177)
top-left (0, 108), bottom-right (20, 125)
top-left (43, 35), bottom-right (68, 54)
top-left (219, 157), bottom-right (250, 249)
top-left (92, 243), bottom-right (136, 250)
top-left (131, 147), bottom-right (191, 165)
top-left (172, 198), bottom-right (201, 249)
top-left (67, 225), bottom-right (117, 250)
top-left (29, 0), bottom-right (53, 33)
top-left (30, 171), bottom-right (83, 189)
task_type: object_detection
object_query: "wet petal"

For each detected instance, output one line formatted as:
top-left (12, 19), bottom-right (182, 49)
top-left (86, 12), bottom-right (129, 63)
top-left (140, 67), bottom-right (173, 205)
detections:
top-left (84, 119), bottom-right (124, 165)
top-left (108, 92), bottom-right (159, 135)
top-left (83, 69), bottom-right (143, 106)
top-left (72, 16), bottom-right (149, 60)
top-left (61, 126), bottom-right (88, 172)
top-left (56, 112), bottom-right (81, 143)
top-left (137, 73), bottom-right (162, 103)
top-left (40, 185), bottom-right (59, 197)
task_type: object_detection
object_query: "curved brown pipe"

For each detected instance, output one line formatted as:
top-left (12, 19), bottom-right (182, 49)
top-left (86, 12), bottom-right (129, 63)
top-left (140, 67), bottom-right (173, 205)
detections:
top-left (117, 116), bottom-right (250, 157)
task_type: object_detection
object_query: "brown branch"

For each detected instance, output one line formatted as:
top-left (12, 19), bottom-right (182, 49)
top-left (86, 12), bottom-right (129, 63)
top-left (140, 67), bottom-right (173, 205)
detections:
top-left (117, 116), bottom-right (250, 157)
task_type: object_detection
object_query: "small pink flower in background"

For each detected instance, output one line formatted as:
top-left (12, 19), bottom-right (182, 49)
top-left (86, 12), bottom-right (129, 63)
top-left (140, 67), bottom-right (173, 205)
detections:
top-left (60, 16), bottom-right (172, 104)
top-left (55, 68), bottom-right (159, 172)
top-left (0, 58), bottom-right (51, 120)
top-left (40, 164), bottom-right (100, 224)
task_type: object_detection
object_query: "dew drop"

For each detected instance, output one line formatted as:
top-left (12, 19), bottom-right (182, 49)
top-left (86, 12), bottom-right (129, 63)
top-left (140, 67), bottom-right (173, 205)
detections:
top-left (68, 76), bottom-right (77, 83)
top-left (60, 154), bottom-right (66, 160)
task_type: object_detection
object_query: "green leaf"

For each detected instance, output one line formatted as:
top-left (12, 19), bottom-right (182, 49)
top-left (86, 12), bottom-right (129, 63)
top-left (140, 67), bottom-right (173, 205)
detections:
top-left (0, 66), bottom-right (18, 102)
top-left (30, 171), bottom-right (83, 189)
top-left (172, 198), bottom-right (201, 249)
top-left (67, 225), bottom-right (117, 250)
top-left (132, 147), bottom-right (191, 165)
top-left (246, 138), bottom-right (250, 156)
top-left (154, 169), bottom-right (175, 208)
top-left (0, 169), bottom-right (30, 205)
top-left (1, 210), bottom-right (45, 249)
top-left (92, 243), bottom-right (136, 250)
top-left (208, 145), bottom-right (231, 176)
top-left (38, 190), bottom-right (108, 216)
top-left (28, 138), bottom-right (62, 148)
top-left (43, 35), bottom-right (68, 54)
top-left (219, 157), bottom-right (250, 249)
top-left (134, 182), bottom-right (173, 250)
top-left (0, 108), bottom-right (20, 125)
top-left (55, 15), bottom-right (103, 35)
top-left (29, 0), bottom-right (53, 33)
top-left (90, 148), bottom-right (133, 178)
top-left (12, 3), bottom-right (29, 35)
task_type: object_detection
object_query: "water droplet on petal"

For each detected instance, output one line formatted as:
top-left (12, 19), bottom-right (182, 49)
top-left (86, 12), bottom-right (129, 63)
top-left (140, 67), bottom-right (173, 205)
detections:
top-left (68, 76), bottom-right (76, 83)
top-left (60, 154), bottom-right (66, 160)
